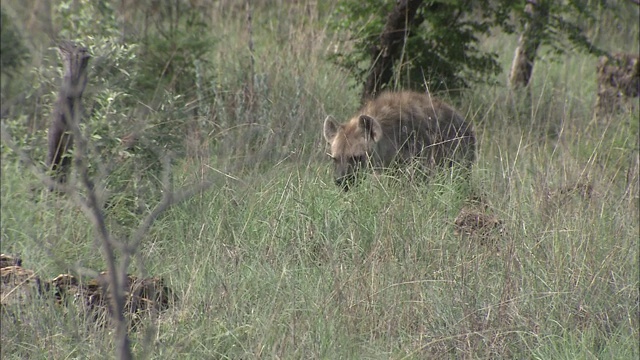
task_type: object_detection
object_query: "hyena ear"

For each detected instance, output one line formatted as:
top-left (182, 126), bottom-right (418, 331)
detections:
top-left (323, 116), bottom-right (339, 142)
top-left (358, 115), bottom-right (383, 142)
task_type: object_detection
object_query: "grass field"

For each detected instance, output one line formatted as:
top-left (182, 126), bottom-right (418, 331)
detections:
top-left (1, 1), bottom-right (638, 359)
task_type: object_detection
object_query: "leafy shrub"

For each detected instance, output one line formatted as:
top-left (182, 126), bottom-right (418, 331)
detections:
top-left (330, 0), bottom-right (609, 96)
top-left (0, 7), bottom-right (29, 80)
top-left (46, 0), bottom-right (216, 225)
top-left (329, 0), bottom-right (507, 94)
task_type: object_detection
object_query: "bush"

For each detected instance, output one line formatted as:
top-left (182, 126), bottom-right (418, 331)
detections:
top-left (0, 7), bottom-right (29, 80)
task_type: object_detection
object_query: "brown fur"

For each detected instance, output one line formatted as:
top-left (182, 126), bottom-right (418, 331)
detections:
top-left (323, 91), bottom-right (475, 190)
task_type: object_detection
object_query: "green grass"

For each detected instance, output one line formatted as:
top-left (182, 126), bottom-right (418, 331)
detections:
top-left (1, 0), bottom-right (639, 359)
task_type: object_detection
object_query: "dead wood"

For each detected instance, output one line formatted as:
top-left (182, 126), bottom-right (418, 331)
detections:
top-left (46, 41), bottom-right (91, 187)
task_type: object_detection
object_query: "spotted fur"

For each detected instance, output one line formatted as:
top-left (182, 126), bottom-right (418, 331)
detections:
top-left (323, 91), bottom-right (475, 190)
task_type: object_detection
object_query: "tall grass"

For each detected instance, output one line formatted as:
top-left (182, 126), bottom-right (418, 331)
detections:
top-left (1, 0), bottom-right (638, 359)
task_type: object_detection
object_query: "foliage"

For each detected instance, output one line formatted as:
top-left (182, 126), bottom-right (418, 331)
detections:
top-left (512, 0), bottom-right (608, 57)
top-left (330, 0), bottom-right (511, 94)
top-left (0, 3), bottom-right (137, 183)
top-left (135, 9), bottom-right (213, 98)
top-left (1, 1), bottom-right (639, 358)
top-left (53, 0), bottom-right (216, 150)
top-left (0, 7), bottom-right (29, 79)
top-left (330, 0), bottom-right (610, 95)
top-left (54, 0), bottom-right (139, 150)
top-left (27, 0), bottom-right (217, 225)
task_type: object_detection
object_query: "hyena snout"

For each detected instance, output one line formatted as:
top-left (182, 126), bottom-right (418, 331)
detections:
top-left (333, 158), bottom-right (366, 191)
top-left (334, 176), bottom-right (349, 190)
top-left (335, 173), bottom-right (357, 191)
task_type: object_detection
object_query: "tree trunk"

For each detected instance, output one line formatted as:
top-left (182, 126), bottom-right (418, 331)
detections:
top-left (46, 40), bottom-right (90, 186)
top-left (362, 0), bottom-right (424, 103)
top-left (508, 0), bottom-right (550, 89)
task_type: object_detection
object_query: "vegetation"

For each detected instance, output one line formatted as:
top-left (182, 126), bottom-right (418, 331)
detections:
top-left (331, 0), bottom-right (613, 98)
top-left (331, 0), bottom-right (507, 97)
top-left (0, 7), bottom-right (28, 79)
top-left (1, 0), bottom-right (638, 359)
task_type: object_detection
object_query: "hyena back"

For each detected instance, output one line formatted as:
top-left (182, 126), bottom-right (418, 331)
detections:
top-left (323, 91), bottom-right (475, 190)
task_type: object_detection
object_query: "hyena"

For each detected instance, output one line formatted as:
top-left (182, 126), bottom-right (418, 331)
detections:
top-left (323, 91), bottom-right (475, 190)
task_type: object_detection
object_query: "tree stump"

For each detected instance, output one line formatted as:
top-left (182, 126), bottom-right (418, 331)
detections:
top-left (46, 41), bottom-right (91, 188)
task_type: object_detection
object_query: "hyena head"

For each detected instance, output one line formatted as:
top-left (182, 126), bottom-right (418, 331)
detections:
top-left (323, 114), bottom-right (383, 191)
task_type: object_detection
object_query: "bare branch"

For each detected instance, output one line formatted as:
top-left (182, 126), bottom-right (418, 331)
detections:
top-left (132, 180), bottom-right (213, 249)
top-left (120, 152), bottom-right (212, 281)
top-left (5, 39), bottom-right (214, 360)
top-left (63, 84), bottom-right (132, 360)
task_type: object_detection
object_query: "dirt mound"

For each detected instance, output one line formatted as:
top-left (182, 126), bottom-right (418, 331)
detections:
top-left (1, 254), bottom-right (174, 327)
top-left (1, 262), bottom-right (43, 306)
top-left (0, 254), bottom-right (22, 268)
top-left (596, 52), bottom-right (640, 114)
top-left (454, 196), bottom-right (505, 247)
top-left (51, 271), bottom-right (174, 327)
